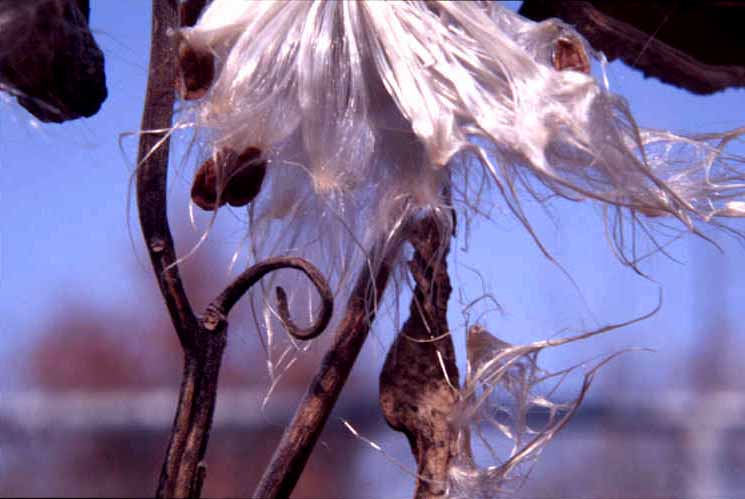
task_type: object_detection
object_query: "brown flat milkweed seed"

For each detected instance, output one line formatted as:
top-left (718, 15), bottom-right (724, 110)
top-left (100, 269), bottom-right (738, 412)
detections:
top-left (191, 147), bottom-right (267, 211)
top-left (177, 38), bottom-right (215, 100)
top-left (191, 155), bottom-right (221, 210)
top-left (224, 147), bottom-right (267, 207)
top-left (552, 37), bottom-right (591, 74)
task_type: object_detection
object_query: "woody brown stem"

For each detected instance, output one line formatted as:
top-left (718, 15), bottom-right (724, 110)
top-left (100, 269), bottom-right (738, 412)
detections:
top-left (137, 0), bottom-right (197, 351)
top-left (138, 2), bottom-right (334, 497)
top-left (136, 2), bottom-right (218, 496)
top-left (253, 240), bottom-right (401, 499)
top-left (156, 257), bottom-right (333, 498)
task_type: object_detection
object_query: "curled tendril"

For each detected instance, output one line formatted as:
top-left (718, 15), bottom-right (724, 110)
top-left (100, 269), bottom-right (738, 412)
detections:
top-left (211, 256), bottom-right (333, 341)
top-left (275, 286), bottom-right (328, 340)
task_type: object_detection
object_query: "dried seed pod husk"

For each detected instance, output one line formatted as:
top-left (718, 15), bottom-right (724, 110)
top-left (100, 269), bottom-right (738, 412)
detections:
top-left (191, 147), bottom-right (267, 211)
top-left (0, 0), bottom-right (107, 122)
top-left (177, 38), bottom-right (215, 100)
top-left (552, 37), bottom-right (590, 74)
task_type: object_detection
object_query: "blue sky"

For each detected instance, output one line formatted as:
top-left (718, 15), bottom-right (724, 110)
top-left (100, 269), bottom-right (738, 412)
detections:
top-left (1, 1), bottom-right (744, 399)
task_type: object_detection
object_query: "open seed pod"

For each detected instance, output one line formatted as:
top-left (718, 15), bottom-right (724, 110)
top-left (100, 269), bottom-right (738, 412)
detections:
top-left (190, 147), bottom-right (267, 211)
top-left (0, 0), bottom-right (107, 122)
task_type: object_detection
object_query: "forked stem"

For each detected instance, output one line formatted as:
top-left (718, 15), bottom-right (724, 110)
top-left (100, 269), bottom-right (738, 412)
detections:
top-left (137, 2), bottom-right (334, 497)
top-left (253, 240), bottom-right (401, 499)
top-left (156, 257), bottom-right (333, 498)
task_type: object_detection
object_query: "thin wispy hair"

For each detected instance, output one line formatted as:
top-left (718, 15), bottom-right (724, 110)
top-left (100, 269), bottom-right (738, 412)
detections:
top-left (179, 0), bottom-right (745, 277)
top-left (173, 1), bottom-right (745, 406)
top-left (448, 307), bottom-right (655, 498)
top-left (171, 3), bottom-right (720, 493)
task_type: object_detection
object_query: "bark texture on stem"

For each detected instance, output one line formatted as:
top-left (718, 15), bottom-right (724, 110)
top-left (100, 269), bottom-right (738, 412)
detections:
top-left (380, 215), bottom-right (460, 499)
top-left (157, 312), bottom-right (227, 498)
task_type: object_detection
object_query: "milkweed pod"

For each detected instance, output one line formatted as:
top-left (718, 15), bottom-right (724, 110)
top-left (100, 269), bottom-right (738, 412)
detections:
top-left (191, 146), bottom-right (267, 211)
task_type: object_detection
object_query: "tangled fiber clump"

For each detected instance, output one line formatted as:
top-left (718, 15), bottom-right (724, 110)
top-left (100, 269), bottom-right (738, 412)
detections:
top-left (169, 2), bottom-right (739, 494)
top-left (447, 322), bottom-right (642, 498)
top-left (178, 0), bottom-right (745, 274)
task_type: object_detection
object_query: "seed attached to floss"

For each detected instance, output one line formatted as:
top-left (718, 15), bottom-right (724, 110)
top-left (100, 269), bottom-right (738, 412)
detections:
top-left (177, 38), bottom-right (215, 100)
top-left (191, 147), bottom-right (267, 211)
top-left (552, 37), bottom-right (591, 74)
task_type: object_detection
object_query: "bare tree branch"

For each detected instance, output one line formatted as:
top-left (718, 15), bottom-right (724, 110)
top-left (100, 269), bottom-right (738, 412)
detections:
top-left (253, 240), bottom-right (402, 499)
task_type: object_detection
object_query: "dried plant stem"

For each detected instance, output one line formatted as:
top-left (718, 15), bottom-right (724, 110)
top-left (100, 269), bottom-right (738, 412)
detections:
top-left (136, 2), bottom-right (205, 496)
top-left (380, 215), bottom-right (460, 499)
top-left (157, 314), bottom-right (227, 498)
top-left (137, 2), bottom-right (334, 497)
top-left (137, 0), bottom-right (196, 350)
top-left (253, 241), bottom-right (401, 499)
top-left (156, 258), bottom-right (333, 498)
